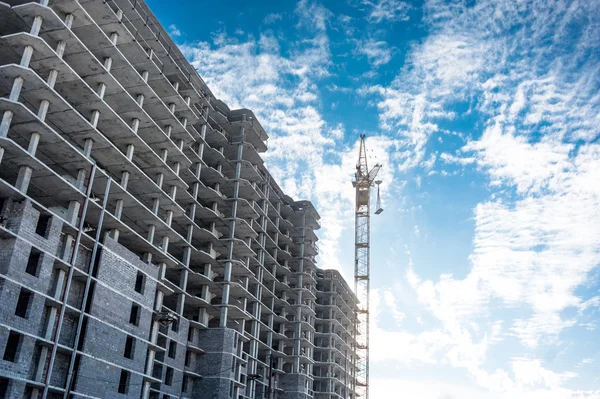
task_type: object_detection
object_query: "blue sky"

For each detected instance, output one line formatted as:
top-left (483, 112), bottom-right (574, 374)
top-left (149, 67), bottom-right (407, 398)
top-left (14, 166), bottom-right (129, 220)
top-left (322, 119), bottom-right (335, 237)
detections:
top-left (148, 0), bottom-right (600, 397)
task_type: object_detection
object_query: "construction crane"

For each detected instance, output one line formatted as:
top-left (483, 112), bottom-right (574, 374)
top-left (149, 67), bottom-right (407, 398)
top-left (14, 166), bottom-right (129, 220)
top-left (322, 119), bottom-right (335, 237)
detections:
top-left (351, 134), bottom-right (382, 399)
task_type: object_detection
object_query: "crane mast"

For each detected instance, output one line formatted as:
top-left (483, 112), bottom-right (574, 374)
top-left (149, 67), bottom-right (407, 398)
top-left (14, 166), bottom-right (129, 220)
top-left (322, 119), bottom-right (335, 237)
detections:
top-left (351, 134), bottom-right (381, 399)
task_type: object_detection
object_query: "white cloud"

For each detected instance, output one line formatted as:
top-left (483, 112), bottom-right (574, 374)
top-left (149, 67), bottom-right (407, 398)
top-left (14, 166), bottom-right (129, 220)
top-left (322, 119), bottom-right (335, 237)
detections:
top-left (354, 38), bottom-right (392, 66)
top-left (168, 24), bottom-right (181, 37)
top-left (578, 296), bottom-right (600, 314)
top-left (464, 122), bottom-right (573, 193)
top-left (263, 13), bottom-right (282, 25)
top-left (366, 0), bottom-right (600, 396)
top-left (362, 0), bottom-right (411, 24)
top-left (511, 358), bottom-right (577, 390)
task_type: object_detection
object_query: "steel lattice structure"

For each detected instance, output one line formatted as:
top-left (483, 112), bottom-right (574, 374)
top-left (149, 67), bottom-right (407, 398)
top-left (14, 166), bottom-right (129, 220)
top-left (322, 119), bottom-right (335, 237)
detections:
top-left (351, 135), bottom-right (381, 399)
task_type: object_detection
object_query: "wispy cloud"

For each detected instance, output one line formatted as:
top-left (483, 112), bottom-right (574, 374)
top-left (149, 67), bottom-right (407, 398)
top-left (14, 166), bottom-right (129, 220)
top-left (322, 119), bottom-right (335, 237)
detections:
top-left (362, 0), bottom-right (411, 23)
top-left (263, 13), bottom-right (282, 25)
top-left (168, 24), bottom-right (181, 37)
top-left (367, 0), bottom-right (600, 396)
top-left (354, 38), bottom-right (392, 67)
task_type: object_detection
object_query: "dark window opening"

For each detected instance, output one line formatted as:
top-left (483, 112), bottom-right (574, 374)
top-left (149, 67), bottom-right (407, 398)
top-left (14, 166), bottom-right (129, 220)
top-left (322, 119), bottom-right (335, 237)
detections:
top-left (124, 335), bottom-right (135, 359)
top-left (134, 271), bottom-right (145, 294)
top-left (129, 303), bottom-right (140, 326)
top-left (15, 288), bottom-right (32, 318)
top-left (182, 376), bottom-right (189, 393)
top-left (118, 370), bottom-right (129, 394)
top-left (91, 249), bottom-right (102, 278)
top-left (71, 354), bottom-right (81, 391)
top-left (171, 318), bottom-right (179, 333)
top-left (0, 377), bottom-right (8, 398)
top-left (187, 327), bottom-right (193, 342)
top-left (168, 341), bottom-right (176, 359)
top-left (185, 351), bottom-right (191, 367)
top-left (84, 282), bottom-right (95, 313)
top-left (77, 317), bottom-right (88, 351)
top-left (165, 367), bottom-right (173, 386)
top-left (35, 214), bottom-right (51, 237)
top-left (26, 248), bottom-right (41, 276)
top-left (3, 331), bottom-right (22, 362)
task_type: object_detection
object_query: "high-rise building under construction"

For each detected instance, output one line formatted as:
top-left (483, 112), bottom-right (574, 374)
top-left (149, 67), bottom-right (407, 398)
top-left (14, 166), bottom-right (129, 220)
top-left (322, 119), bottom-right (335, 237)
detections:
top-left (0, 0), bottom-right (360, 398)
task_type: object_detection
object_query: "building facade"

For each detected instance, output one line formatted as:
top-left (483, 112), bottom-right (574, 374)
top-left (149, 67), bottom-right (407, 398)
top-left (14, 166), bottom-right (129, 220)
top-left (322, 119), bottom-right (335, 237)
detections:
top-left (0, 0), bottom-right (360, 398)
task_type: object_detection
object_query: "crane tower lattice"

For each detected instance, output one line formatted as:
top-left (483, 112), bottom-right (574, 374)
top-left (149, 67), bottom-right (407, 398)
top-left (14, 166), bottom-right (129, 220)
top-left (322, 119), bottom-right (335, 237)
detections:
top-left (351, 134), bottom-right (382, 399)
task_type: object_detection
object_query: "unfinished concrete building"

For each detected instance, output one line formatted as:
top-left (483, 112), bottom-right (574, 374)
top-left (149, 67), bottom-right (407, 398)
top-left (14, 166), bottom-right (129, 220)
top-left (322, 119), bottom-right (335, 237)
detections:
top-left (313, 270), bottom-right (357, 399)
top-left (0, 0), bottom-right (360, 398)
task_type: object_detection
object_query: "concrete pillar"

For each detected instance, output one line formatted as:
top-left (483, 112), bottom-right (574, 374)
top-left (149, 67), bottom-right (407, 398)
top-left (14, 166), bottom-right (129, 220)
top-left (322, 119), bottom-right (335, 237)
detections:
top-left (20, 45), bottom-right (34, 67)
top-left (103, 57), bottom-right (113, 72)
top-left (164, 124), bottom-right (172, 137)
top-left (30, 15), bottom-right (43, 36)
top-left (64, 13), bottom-right (74, 29)
top-left (142, 252), bottom-right (153, 263)
top-left (120, 171), bottom-right (130, 189)
top-left (96, 82), bottom-right (107, 99)
top-left (37, 99), bottom-right (49, 121)
top-left (15, 166), bottom-right (32, 193)
top-left (90, 110), bottom-right (100, 128)
top-left (220, 136), bottom-right (245, 326)
top-left (83, 138), bottom-right (94, 158)
top-left (188, 202), bottom-right (197, 222)
top-left (76, 168), bottom-right (86, 190)
top-left (56, 40), bottom-right (66, 58)
top-left (114, 199), bottom-right (124, 219)
top-left (66, 200), bottom-right (81, 225)
top-left (108, 228), bottom-right (119, 241)
top-left (27, 132), bottom-right (40, 154)
top-left (192, 162), bottom-right (201, 179)
top-left (131, 118), bottom-right (139, 134)
top-left (152, 198), bottom-right (160, 215)
top-left (47, 69), bottom-right (58, 88)
top-left (126, 144), bottom-right (135, 160)
top-left (176, 269), bottom-right (188, 314)
top-left (147, 225), bottom-right (155, 244)
top-left (0, 110), bottom-right (13, 138)
top-left (62, 234), bottom-right (74, 262)
top-left (9, 77), bottom-right (23, 102)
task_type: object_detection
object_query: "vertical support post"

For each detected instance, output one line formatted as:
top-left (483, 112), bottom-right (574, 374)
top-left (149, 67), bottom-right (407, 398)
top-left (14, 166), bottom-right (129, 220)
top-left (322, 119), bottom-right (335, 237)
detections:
top-left (42, 164), bottom-right (97, 399)
top-left (63, 176), bottom-right (112, 398)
